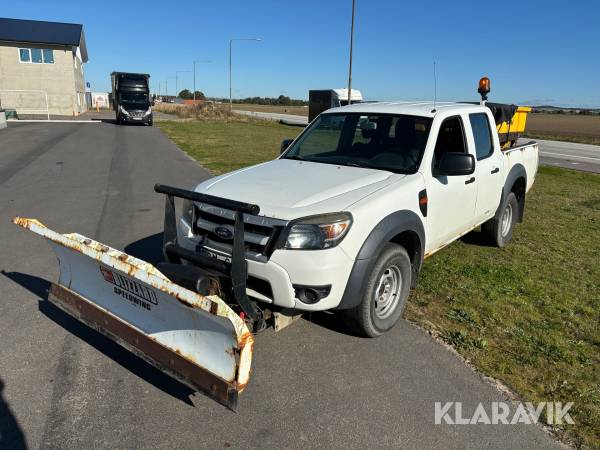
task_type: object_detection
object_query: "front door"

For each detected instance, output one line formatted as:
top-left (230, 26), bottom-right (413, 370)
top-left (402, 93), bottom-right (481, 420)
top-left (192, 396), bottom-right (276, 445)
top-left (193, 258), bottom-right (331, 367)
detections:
top-left (426, 115), bottom-right (478, 251)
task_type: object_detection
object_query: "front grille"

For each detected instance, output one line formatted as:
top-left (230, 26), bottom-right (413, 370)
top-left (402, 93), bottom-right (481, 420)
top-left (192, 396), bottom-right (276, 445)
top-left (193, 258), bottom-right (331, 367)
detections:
top-left (130, 110), bottom-right (145, 118)
top-left (192, 203), bottom-right (287, 262)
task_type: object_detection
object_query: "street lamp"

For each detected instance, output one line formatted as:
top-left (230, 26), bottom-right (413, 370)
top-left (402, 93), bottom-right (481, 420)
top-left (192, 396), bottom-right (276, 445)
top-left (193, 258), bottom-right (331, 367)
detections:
top-left (229, 38), bottom-right (262, 111)
top-left (193, 60), bottom-right (212, 104)
top-left (347, 0), bottom-right (356, 105)
top-left (175, 70), bottom-right (191, 99)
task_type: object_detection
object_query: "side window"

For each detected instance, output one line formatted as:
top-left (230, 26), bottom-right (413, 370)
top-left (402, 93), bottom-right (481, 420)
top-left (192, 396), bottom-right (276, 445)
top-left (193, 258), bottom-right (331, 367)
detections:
top-left (433, 116), bottom-right (467, 166)
top-left (469, 113), bottom-right (493, 160)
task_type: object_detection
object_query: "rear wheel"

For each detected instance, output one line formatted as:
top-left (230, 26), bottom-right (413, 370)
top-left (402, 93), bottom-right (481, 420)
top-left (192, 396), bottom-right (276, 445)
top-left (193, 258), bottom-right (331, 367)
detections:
top-left (482, 192), bottom-right (518, 247)
top-left (345, 243), bottom-right (412, 337)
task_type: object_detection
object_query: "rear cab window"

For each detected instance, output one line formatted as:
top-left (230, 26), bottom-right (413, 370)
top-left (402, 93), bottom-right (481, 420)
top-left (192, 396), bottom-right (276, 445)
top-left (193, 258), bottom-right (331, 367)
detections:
top-left (469, 113), bottom-right (494, 160)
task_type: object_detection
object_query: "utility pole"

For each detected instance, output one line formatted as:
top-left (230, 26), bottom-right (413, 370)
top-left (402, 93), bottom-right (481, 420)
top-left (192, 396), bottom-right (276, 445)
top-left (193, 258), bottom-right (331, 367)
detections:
top-left (347, 0), bottom-right (356, 105)
top-left (229, 38), bottom-right (262, 111)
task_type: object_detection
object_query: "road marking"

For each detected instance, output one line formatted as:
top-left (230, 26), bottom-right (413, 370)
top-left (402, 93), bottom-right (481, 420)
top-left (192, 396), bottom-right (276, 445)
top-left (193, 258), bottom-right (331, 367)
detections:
top-left (540, 151), bottom-right (600, 162)
top-left (7, 119), bottom-right (101, 124)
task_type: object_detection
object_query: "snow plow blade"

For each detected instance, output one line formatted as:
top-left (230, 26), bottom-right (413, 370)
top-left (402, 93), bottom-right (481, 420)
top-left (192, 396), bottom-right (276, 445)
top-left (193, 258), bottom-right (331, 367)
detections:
top-left (12, 217), bottom-right (253, 410)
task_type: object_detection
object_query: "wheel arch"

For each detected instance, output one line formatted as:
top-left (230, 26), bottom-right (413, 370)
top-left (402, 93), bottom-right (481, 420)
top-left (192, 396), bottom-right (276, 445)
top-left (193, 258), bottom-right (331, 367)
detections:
top-left (335, 210), bottom-right (425, 310)
top-left (498, 164), bottom-right (527, 222)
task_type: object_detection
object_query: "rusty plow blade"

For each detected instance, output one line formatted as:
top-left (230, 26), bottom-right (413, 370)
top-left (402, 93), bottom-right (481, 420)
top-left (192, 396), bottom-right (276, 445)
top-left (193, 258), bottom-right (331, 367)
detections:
top-left (12, 217), bottom-right (254, 410)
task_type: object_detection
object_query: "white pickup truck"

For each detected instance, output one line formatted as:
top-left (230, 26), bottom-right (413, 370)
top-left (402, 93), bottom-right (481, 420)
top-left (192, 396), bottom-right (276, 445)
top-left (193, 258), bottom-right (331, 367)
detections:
top-left (13, 99), bottom-right (538, 408)
top-left (179, 101), bottom-right (539, 337)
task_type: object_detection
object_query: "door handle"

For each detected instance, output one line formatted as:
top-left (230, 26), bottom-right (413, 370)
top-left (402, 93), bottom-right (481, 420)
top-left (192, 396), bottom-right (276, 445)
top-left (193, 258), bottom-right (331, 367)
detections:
top-left (465, 177), bottom-right (476, 185)
top-left (491, 167), bottom-right (500, 174)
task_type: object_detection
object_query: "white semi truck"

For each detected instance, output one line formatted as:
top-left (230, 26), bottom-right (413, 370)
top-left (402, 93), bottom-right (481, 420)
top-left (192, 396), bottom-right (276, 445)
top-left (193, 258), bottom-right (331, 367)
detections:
top-left (14, 80), bottom-right (538, 408)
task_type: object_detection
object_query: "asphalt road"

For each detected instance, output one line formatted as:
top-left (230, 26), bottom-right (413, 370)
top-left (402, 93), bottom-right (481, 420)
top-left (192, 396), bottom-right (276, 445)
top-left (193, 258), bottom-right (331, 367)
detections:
top-left (0, 121), bottom-right (564, 449)
top-left (528, 138), bottom-right (600, 174)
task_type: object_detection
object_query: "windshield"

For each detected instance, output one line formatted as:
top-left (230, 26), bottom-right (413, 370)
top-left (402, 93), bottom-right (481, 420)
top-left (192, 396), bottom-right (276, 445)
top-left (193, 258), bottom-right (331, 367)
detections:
top-left (120, 92), bottom-right (149, 108)
top-left (283, 113), bottom-right (432, 174)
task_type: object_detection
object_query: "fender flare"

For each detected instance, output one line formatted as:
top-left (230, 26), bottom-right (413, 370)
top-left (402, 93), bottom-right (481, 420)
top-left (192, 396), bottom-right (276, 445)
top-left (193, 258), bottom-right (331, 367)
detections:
top-left (335, 210), bottom-right (425, 310)
top-left (496, 163), bottom-right (527, 222)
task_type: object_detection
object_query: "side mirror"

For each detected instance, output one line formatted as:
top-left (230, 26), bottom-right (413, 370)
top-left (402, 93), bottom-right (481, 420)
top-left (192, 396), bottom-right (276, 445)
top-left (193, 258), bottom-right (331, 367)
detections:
top-left (280, 138), bottom-right (293, 154)
top-left (437, 152), bottom-right (475, 176)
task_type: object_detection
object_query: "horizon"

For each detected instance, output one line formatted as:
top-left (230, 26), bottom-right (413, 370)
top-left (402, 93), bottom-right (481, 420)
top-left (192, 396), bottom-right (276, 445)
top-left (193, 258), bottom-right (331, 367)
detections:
top-left (1, 0), bottom-right (599, 108)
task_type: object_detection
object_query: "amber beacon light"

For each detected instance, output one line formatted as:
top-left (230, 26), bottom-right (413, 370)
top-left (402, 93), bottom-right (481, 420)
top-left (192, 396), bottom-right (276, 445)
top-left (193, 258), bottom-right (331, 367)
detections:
top-left (478, 77), bottom-right (491, 101)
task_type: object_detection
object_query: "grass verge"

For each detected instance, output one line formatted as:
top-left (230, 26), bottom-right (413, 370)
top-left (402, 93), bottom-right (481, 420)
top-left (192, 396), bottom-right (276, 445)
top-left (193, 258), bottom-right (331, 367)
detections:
top-left (157, 119), bottom-right (302, 174)
top-left (157, 119), bottom-right (600, 448)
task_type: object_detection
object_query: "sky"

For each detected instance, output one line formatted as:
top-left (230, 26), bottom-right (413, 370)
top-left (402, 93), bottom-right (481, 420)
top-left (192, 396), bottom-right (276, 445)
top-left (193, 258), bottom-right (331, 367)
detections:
top-left (3, 0), bottom-right (600, 107)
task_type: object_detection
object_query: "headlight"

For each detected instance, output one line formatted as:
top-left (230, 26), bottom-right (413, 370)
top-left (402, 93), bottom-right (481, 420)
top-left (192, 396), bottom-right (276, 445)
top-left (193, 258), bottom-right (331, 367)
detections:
top-left (119, 105), bottom-right (130, 116)
top-left (283, 213), bottom-right (352, 250)
top-left (144, 107), bottom-right (152, 116)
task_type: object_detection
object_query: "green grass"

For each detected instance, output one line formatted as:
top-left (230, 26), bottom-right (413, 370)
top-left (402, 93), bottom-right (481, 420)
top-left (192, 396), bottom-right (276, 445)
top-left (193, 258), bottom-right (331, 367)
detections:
top-left (157, 119), bottom-right (302, 174)
top-left (406, 165), bottom-right (600, 448)
top-left (158, 120), bottom-right (600, 449)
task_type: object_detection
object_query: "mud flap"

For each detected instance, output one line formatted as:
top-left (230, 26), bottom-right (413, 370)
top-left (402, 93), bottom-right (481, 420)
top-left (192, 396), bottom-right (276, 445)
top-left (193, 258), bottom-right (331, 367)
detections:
top-left (12, 217), bottom-right (253, 410)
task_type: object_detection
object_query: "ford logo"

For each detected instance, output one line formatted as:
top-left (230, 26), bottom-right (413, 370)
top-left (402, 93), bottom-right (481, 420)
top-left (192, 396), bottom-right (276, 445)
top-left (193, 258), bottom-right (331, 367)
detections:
top-left (214, 226), bottom-right (233, 240)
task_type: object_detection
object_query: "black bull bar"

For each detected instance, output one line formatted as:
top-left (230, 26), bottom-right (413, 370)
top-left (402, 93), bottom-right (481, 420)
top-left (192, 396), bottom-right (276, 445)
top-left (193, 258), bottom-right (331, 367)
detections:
top-left (154, 184), bottom-right (261, 321)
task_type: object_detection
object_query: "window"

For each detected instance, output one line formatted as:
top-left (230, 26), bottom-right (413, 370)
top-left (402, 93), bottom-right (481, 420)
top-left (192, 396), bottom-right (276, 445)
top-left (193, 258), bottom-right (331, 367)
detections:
top-left (31, 48), bottom-right (43, 63)
top-left (283, 113), bottom-right (432, 174)
top-left (19, 48), bottom-right (30, 62)
top-left (433, 116), bottom-right (467, 166)
top-left (18, 48), bottom-right (54, 64)
top-left (42, 49), bottom-right (54, 64)
top-left (469, 113), bottom-right (493, 160)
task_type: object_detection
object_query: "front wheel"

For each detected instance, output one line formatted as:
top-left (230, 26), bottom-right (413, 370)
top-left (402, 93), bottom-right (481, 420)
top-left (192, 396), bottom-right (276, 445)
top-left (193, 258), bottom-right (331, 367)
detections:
top-left (482, 192), bottom-right (518, 247)
top-left (344, 243), bottom-right (412, 337)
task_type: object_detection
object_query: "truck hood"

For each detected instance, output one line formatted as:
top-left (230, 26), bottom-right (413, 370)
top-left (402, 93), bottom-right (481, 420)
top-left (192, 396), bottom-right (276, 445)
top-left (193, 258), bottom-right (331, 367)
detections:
top-left (195, 159), bottom-right (400, 220)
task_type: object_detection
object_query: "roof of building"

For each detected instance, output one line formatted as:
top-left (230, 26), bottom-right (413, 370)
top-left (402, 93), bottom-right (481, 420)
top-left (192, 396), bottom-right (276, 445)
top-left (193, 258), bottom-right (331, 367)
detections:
top-left (0, 17), bottom-right (87, 62)
top-left (326, 101), bottom-right (487, 118)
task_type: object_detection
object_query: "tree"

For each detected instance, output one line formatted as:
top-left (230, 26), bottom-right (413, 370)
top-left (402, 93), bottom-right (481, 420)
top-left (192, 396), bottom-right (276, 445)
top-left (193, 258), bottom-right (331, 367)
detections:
top-left (193, 91), bottom-right (206, 100)
top-left (178, 89), bottom-right (193, 99)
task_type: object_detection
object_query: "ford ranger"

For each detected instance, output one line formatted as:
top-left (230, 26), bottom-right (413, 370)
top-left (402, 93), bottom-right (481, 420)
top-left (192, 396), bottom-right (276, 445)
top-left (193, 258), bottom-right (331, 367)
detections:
top-left (177, 100), bottom-right (538, 337)
top-left (13, 93), bottom-right (538, 408)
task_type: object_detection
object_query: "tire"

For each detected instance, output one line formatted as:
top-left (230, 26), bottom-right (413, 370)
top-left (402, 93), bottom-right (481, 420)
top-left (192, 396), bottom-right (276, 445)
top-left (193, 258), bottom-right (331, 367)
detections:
top-left (482, 192), bottom-right (518, 247)
top-left (345, 243), bottom-right (412, 337)
top-left (148, 118), bottom-right (153, 126)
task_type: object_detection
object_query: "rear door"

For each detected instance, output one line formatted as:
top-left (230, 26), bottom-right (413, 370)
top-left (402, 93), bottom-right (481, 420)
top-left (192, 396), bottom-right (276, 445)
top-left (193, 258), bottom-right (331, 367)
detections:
top-left (466, 112), bottom-right (503, 222)
top-left (426, 115), bottom-right (478, 250)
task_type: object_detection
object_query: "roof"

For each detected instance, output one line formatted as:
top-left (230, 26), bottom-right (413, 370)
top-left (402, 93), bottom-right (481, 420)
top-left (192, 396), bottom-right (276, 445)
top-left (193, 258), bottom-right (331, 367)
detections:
top-left (0, 17), bottom-right (88, 62)
top-left (325, 101), bottom-right (486, 118)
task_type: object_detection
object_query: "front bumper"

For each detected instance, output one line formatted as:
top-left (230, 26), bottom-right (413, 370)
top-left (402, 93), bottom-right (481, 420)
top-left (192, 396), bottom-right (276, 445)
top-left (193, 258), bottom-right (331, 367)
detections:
top-left (121, 114), bottom-right (151, 124)
top-left (178, 219), bottom-right (355, 311)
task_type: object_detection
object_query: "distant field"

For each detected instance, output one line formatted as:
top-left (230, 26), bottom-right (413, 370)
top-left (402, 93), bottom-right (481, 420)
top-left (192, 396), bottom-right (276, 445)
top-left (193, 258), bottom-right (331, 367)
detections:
top-left (524, 113), bottom-right (600, 145)
top-left (232, 104), bottom-right (308, 116)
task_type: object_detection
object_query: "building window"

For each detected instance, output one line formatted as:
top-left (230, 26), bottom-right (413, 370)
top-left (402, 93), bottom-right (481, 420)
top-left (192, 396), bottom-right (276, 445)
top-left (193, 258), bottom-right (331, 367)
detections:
top-left (18, 48), bottom-right (54, 64)
top-left (42, 49), bottom-right (54, 64)
top-left (31, 48), bottom-right (43, 63)
top-left (19, 48), bottom-right (30, 62)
